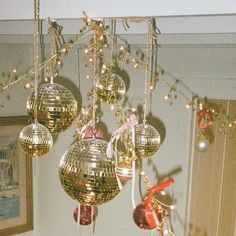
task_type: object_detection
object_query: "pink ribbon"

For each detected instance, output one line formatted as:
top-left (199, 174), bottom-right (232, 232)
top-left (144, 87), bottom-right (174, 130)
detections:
top-left (106, 114), bottom-right (138, 159)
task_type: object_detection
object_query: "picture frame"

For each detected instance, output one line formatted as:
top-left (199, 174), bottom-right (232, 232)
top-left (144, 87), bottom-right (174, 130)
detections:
top-left (0, 116), bottom-right (33, 235)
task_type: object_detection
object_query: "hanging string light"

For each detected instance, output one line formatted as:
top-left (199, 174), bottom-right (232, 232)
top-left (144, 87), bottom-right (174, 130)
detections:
top-left (96, 19), bottom-right (126, 105)
top-left (19, 0), bottom-right (53, 157)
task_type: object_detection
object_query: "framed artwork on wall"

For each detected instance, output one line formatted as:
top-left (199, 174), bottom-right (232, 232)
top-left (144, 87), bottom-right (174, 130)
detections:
top-left (0, 116), bottom-right (33, 235)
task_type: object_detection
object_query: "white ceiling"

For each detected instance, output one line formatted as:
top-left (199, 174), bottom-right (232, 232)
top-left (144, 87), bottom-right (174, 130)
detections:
top-left (1, 15), bottom-right (236, 46)
top-left (0, 3), bottom-right (236, 100)
top-left (1, 0), bottom-right (236, 20)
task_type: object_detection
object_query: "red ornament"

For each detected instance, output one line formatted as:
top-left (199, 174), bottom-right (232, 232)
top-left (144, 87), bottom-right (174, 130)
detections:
top-left (133, 203), bottom-right (161, 230)
top-left (133, 178), bottom-right (174, 230)
top-left (84, 126), bottom-right (104, 139)
top-left (73, 205), bottom-right (98, 225)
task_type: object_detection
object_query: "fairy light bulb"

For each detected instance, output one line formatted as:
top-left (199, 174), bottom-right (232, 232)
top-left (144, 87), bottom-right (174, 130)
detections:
top-left (163, 229), bottom-right (169, 235)
top-left (160, 191), bottom-right (166, 196)
top-left (186, 103), bottom-right (190, 109)
top-left (25, 83), bottom-right (31, 89)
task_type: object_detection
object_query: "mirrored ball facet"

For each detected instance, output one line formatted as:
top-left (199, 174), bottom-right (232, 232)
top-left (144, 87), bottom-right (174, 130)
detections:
top-left (27, 82), bottom-right (77, 133)
top-left (135, 124), bottom-right (161, 158)
top-left (19, 122), bottom-right (53, 157)
top-left (59, 138), bottom-right (120, 205)
top-left (96, 74), bottom-right (126, 104)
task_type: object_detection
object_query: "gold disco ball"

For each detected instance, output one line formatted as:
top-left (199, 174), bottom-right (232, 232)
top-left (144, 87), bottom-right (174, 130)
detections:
top-left (59, 138), bottom-right (120, 205)
top-left (96, 73), bottom-right (126, 104)
top-left (135, 123), bottom-right (161, 158)
top-left (27, 82), bottom-right (77, 134)
top-left (19, 121), bottom-right (53, 157)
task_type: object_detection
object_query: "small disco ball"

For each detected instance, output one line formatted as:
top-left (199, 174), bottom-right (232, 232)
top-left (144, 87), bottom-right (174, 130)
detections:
top-left (96, 73), bottom-right (126, 104)
top-left (135, 124), bottom-right (161, 158)
top-left (27, 82), bottom-right (77, 134)
top-left (19, 121), bottom-right (53, 157)
top-left (59, 138), bottom-right (120, 205)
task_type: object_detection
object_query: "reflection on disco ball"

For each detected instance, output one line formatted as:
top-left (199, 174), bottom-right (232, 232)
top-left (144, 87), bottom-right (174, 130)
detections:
top-left (27, 82), bottom-right (77, 134)
top-left (59, 138), bottom-right (120, 205)
top-left (135, 123), bottom-right (161, 158)
top-left (19, 121), bottom-right (53, 157)
top-left (96, 73), bottom-right (126, 104)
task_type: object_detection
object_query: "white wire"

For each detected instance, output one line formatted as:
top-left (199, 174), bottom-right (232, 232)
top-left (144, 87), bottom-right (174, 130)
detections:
top-left (131, 159), bottom-right (136, 209)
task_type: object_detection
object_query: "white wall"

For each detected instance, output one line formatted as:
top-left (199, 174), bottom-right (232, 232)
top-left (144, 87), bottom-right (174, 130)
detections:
top-left (32, 45), bottom-right (193, 236)
top-left (1, 33), bottom-right (236, 236)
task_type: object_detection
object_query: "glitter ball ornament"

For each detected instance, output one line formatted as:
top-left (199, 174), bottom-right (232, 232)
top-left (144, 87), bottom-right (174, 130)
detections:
top-left (27, 82), bottom-right (77, 133)
top-left (59, 138), bottom-right (120, 205)
top-left (195, 132), bottom-right (209, 152)
top-left (19, 121), bottom-right (53, 157)
top-left (133, 203), bottom-right (162, 230)
top-left (135, 124), bottom-right (161, 158)
top-left (96, 73), bottom-right (126, 104)
top-left (73, 205), bottom-right (98, 225)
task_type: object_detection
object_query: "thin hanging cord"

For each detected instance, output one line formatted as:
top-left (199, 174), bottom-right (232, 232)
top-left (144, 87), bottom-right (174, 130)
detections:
top-left (131, 159), bottom-right (136, 209)
top-left (92, 47), bottom-right (97, 129)
top-left (33, 0), bottom-right (40, 122)
top-left (77, 203), bottom-right (80, 229)
top-left (143, 19), bottom-right (152, 124)
top-left (110, 19), bottom-right (116, 64)
top-left (149, 20), bottom-right (154, 88)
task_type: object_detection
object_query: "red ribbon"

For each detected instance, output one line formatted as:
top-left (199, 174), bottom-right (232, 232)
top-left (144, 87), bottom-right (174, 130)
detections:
top-left (197, 108), bottom-right (214, 129)
top-left (144, 177), bottom-right (174, 208)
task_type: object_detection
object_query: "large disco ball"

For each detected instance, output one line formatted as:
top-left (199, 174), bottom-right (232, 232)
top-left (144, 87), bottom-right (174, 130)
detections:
top-left (19, 121), bottom-right (53, 157)
top-left (59, 138), bottom-right (120, 205)
top-left (27, 82), bottom-right (77, 133)
top-left (135, 124), bottom-right (161, 158)
top-left (96, 73), bottom-right (126, 104)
